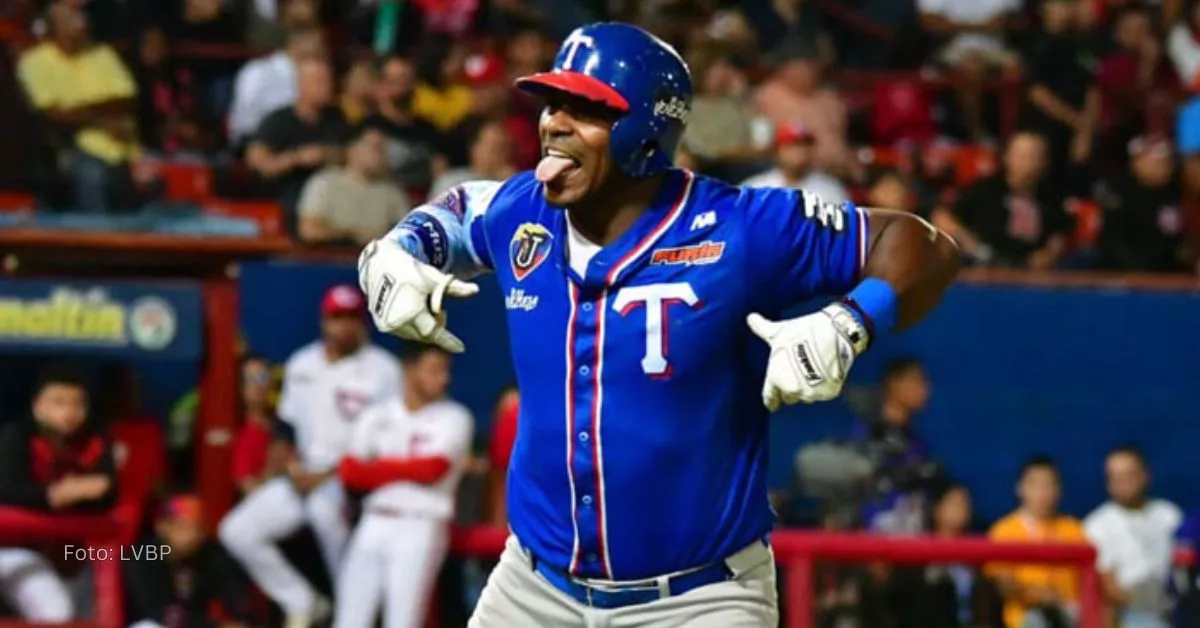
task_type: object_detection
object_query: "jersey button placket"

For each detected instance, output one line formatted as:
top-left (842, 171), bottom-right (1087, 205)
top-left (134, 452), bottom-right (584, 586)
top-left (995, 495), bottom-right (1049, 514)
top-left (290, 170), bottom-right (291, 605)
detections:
top-left (571, 292), bottom-right (600, 565)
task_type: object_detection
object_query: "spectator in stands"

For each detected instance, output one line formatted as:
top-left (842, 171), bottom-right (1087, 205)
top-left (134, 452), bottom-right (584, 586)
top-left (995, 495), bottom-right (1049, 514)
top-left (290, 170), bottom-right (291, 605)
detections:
top-left (503, 25), bottom-right (554, 120)
top-left (753, 36), bottom-right (852, 175)
top-left (365, 54), bottom-right (447, 195)
top-left (892, 483), bottom-right (1006, 628)
top-left (932, 131), bottom-right (1074, 269)
top-left (340, 57), bottom-right (378, 126)
top-left (412, 36), bottom-right (473, 133)
top-left (868, 169), bottom-right (918, 215)
top-left (17, 0), bottom-right (139, 213)
top-left (741, 121), bottom-right (850, 204)
top-left (447, 53), bottom-right (539, 170)
top-left (0, 365), bottom-right (117, 623)
top-left (1021, 0), bottom-right (1101, 191)
top-left (1096, 134), bottom-right (1193, 273)
top-left (1084, 446), bottom-right (1181, 628)
top-left (124, 495), bottom-right (254, 628)
top-left (132, 26), bottom-right (213, 160)
top-left (297, 124), bottom-right (412, 246)
top-left (228, 27), bottom-right (326, 149)
top-left (246, 0), bottom-right (321, 50)
top-left (487, 383), bottom-right (519, 528)
top-left (681, 44), bottom-right (767, 178)
top-left (917, 0), bottom-right (1020, 142)
top-left (738, 0), bottom-right (832, 59)
top-left (164, 0), bottom-right (246, 118)
top-left (1097, 5), bottom-right (1175, 175)
top-left (232, 356), bottom-right (286, 497)
top-left (853, 357), bottom-right (942, 535)
top-left (246, 58), bottom-right (348, 234)
top-left (431, 119), bottom-right (517, 198)
top-left (988, 456), bottom-right (1086, 628)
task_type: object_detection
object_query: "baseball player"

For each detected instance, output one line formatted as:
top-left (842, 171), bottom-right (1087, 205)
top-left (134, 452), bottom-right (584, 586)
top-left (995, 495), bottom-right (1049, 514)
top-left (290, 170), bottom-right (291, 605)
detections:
top-left (358, 22), bottom-right (959, 627)
top-left (332, 342), bottom-right (473, 628)
top-left (219, 285), bottom-right (402, 628)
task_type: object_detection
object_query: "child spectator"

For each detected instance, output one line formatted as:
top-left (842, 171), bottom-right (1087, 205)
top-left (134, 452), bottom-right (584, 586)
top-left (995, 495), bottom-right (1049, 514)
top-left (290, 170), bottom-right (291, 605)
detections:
top-left (987, 456), bottom-right (1086, 628)
top-left (123, 495), bottom-right (254, 628)
top-left (741, 121), bottom-right (850, 204)
top-left (0, 365), bottom-right (117, 622)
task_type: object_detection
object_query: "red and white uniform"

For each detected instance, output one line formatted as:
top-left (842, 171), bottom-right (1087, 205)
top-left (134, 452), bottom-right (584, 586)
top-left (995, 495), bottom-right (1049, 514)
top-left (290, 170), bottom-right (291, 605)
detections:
top-left (219, 342), bottom-right (401, 617)
top-left (333, 397), bottom-right (474, 628)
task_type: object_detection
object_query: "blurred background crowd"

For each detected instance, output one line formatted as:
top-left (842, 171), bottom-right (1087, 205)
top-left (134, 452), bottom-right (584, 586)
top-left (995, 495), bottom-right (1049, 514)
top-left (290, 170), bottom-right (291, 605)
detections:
top-left (0, 0), bottom-right (1199, 272)
top-left (0, 1), bottom-right (1199, 628)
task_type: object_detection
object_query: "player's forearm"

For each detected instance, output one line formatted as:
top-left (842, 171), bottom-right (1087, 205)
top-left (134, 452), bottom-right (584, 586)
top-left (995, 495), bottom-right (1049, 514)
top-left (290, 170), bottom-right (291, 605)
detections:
top-left (338, 456), bottom-right (452, 490)
top-left (385, 207), bottom-right (482, 278)
top-left (856, 210), bottom-right (960, 333)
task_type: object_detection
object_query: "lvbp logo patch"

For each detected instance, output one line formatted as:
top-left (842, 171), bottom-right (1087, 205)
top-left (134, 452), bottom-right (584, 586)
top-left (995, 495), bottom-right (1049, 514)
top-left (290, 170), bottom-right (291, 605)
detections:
top-left (653, 91), bottom-right (689, 123)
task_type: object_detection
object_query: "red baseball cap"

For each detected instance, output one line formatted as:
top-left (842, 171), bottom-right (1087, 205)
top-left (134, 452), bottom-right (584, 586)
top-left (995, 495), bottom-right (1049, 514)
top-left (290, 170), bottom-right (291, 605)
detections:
top-left (776, 121), bottom-right (815, 146)
top-left (160, 494), bottom-right (203, 524)
top-left (321, 284), bottom-right (366, 317)
top-left (464, 53), bottom-right (507, 87)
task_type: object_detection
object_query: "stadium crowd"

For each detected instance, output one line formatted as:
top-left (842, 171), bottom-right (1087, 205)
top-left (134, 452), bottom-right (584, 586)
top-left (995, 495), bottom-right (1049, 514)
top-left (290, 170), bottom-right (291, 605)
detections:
top-left (0, 0), bottom-right (1198, 273)
top-left (0, 1), bottom-right (1199, 628)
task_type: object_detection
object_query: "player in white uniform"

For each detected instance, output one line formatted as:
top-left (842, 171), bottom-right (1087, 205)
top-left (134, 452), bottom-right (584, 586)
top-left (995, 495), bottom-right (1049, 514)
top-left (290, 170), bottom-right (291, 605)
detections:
top-left (219, 285), bottom-right (402, 628)
top-left (332, 343), bottom-right (473, 628)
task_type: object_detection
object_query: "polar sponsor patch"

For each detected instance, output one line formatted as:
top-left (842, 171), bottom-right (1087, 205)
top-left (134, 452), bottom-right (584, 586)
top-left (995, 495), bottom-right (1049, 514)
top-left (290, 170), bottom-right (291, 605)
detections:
top-left (653, 91), bottom-right (689, 123)
top-left (428, 186), bottom-right (466, 220)
top-left (399, 212), bottom-right (450, 269)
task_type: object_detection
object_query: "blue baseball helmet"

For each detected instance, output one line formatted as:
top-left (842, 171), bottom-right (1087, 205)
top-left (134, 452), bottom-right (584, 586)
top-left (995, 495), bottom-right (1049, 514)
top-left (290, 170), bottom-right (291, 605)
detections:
top-left (515, 22), bottom-right (693, 178)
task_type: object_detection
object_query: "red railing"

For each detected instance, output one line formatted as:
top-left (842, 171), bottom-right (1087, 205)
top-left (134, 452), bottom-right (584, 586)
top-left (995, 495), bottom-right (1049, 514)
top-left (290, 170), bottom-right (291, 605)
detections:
top-left (0, 508), bottom-right (124, 628)
top-left (448, 526), bottom-right (1197, 628)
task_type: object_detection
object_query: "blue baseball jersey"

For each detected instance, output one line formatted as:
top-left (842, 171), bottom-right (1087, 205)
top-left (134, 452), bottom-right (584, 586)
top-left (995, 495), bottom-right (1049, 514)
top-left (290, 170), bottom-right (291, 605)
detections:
top-left (388, 168), bottom-right (869, 580)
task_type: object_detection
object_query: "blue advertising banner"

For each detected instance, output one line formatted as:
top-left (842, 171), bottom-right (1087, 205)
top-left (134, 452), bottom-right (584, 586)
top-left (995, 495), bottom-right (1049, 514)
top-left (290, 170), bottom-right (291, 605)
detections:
top-left (0, 279), bottom-right (203, 361)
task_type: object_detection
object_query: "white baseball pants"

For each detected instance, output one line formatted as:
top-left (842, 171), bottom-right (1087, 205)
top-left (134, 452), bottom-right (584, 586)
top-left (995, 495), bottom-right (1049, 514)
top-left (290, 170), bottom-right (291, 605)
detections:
top-left (332, 510), bottom-right (449, 628)
top-left (219, 476), bottom-right (348, 613)
top-left (0, 547), bottom-right (73, 622)
top-left (468, 535), bottom-right (779, 628)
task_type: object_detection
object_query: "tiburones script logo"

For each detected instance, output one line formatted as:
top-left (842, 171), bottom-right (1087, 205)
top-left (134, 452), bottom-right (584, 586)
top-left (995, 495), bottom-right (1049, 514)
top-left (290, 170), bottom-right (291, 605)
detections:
top-left (653, 91), bottom-right (689, 123)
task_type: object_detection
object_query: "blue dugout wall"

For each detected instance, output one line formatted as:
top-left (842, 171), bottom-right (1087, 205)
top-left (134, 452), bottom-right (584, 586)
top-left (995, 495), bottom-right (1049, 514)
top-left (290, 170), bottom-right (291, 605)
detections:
top-left (231, 260), bottom-right (1200, 524)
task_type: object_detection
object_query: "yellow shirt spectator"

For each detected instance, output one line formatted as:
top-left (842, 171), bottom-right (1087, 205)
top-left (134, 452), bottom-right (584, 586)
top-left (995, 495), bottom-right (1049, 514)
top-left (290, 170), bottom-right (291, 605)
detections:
top-left (412, 82), bottom-right (472, 132)
top-left (17, 41), bottom-right (139, 164)
top-left (987, 511), bottom-right (1088, 628)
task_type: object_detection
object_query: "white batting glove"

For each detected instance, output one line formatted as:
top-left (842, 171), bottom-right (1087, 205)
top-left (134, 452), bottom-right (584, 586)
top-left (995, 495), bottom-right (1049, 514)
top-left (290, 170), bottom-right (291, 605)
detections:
top-left (358, 238), bottom-right (479, 353)
top-left (746, 303), bottom-right (870, 411)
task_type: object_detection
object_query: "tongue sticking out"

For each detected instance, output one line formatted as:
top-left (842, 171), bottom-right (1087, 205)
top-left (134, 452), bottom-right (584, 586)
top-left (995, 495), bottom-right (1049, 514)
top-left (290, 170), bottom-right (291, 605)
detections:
top-left (536, 155), bottom-right (576, 183)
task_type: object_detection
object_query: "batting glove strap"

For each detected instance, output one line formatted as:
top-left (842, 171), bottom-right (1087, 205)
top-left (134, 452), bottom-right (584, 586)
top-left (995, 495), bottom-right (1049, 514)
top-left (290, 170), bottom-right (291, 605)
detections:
top-left (823, 302), bottom-right (871, 357)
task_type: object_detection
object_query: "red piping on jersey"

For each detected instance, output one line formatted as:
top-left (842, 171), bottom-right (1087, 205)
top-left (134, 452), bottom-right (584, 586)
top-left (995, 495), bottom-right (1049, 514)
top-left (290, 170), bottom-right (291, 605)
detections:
top-left (589, 290), bottom-right (612, 578)
top-left (604, 170), bottom-right (694, 286)
top-left (337, 456), bottom-right (451, 491)
top-left (565, 281), bottom-right (584, 575)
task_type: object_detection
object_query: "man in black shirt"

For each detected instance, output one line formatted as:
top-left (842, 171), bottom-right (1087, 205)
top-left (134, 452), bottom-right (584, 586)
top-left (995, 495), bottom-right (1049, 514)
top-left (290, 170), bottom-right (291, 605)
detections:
top-left (362, 54), bottom-right (446, 197)
top-left (1097, 135), bottom-right (1192, 273)
top-left (932, 131), bottom-right (1074, 269)
top-left (1019, 0), bottom-right (1100, 193)
top-left (246, 58), bottom-right (348, 235)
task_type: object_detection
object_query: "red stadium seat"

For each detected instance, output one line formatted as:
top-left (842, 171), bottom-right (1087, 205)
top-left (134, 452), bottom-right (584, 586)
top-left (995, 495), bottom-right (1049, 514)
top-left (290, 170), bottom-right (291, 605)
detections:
top-left (0, 191), bottom-right (34, 212)
top-left (204, 199), bottom-right (285, 237)
top-left (952, 146), bottom-right (998, 186)
top-left (109, 419), bottom-right (167, 543)
top-left (1068, 198), bottom-right (1103, 249)
top-left (158, 163), bottom-right (215, 203)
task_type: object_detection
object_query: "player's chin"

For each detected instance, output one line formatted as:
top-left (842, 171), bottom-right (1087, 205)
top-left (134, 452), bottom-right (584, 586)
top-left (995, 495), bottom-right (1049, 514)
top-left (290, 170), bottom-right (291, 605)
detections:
top-left (541, 178), bottom-right (591, 208)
